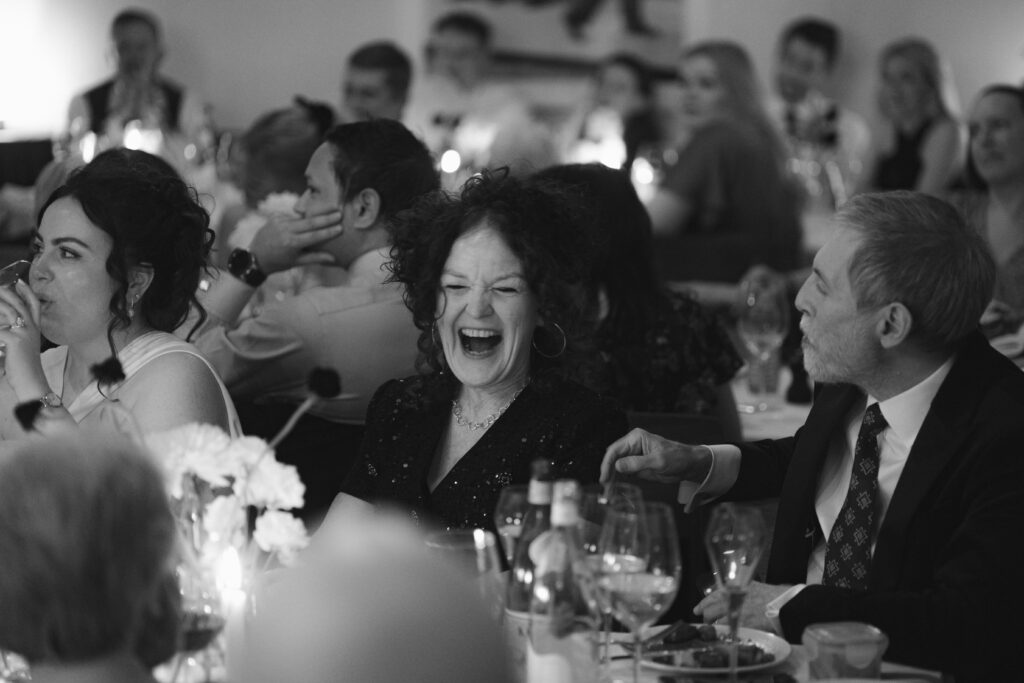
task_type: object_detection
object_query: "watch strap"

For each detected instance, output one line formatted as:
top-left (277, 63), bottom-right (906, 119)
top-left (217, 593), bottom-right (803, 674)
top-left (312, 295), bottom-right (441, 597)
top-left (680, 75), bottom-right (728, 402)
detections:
top-left (227, 248), bottom-right (268, 287)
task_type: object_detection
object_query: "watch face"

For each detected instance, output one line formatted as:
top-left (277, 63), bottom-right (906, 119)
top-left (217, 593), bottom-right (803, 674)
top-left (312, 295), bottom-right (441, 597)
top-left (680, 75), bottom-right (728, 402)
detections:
top-left (229, 248), bottom-right (255, 272)
top-left (228, 248), bottom-right (266, 286)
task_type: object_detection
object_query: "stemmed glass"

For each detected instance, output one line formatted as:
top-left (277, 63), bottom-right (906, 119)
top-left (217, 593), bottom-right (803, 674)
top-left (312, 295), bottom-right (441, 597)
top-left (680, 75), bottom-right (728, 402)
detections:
top-left (493, 485), bottom-right (530, 566)
top-left (598, 502), bottom-right (681, 683)
top-left (704, 503), bottom-right (768, 680)
top-left (577, 483), bottom-right (643, 674)
top-left (736, 276), bottom-right (791, 412)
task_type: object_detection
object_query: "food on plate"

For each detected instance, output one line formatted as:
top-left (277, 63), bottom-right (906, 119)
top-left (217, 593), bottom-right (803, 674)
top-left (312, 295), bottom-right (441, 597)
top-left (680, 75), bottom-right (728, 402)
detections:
top-left (648, 624), bottom-right (776, 669)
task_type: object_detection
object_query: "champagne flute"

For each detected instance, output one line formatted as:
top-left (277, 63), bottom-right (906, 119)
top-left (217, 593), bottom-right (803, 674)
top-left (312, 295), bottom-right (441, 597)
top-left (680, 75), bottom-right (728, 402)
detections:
top-left (736, 276), bottom-right (791, 412)
top-left (493, 484), bottom-right (530, 566)
top-left (599, 502), bottom-right (681, 683)
top-left (577, 483), bottom-right (643, 673)
top-left (704, 503), bottom-right (768, 680)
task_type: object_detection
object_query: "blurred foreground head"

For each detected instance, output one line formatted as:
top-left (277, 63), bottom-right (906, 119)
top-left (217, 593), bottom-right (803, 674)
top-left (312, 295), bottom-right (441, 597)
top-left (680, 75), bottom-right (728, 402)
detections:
top-left (0, 433), bottom-right (178, 666)
top-left (246, 512), bottom-right (510, 683)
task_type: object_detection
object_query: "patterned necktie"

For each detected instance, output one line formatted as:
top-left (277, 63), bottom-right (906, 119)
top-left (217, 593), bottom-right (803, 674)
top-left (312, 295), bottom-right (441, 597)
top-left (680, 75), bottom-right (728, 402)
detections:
top-left (823, 402), bottom-right (887, 590)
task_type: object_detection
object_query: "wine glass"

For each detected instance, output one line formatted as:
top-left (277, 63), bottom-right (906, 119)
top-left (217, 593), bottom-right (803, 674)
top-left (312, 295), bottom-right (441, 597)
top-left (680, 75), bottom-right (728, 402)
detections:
top-left (493, 485), bottom-right (530, 566)
top-left (736, 276), bottom-right (791, 412)
top-left (704, 503), bottom-right (768, 680)
top-left (424, 528), bottom-right (505, 619)
top-left (599, 502), bottom-right (681, 683)
top-left (577, 483), bottom-right (643, 674)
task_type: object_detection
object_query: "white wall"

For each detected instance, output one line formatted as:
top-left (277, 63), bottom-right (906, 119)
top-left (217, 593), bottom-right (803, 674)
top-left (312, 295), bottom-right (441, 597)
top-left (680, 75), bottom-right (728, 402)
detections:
top-left (1, 0), bottom-right (429, 138)
top-left (687, 0), bottom-right (1024, 131)
top-left (3, 0), bottom-right (1024, 140)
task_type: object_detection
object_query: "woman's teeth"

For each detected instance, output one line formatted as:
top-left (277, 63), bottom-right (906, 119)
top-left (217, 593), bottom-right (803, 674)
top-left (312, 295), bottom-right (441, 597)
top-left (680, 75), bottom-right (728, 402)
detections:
top-left (459, 328), bottom-right (502, 353)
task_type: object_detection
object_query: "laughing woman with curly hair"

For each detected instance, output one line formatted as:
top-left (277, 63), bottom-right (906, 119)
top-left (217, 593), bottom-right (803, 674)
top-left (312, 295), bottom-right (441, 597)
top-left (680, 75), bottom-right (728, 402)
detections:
top-left (324, 171), bottom-right (627, 533)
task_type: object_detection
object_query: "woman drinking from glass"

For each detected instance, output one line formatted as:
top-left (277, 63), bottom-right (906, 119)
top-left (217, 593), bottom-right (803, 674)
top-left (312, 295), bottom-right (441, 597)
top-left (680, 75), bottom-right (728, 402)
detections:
top-left (0, 148), bottom-right (238, 442)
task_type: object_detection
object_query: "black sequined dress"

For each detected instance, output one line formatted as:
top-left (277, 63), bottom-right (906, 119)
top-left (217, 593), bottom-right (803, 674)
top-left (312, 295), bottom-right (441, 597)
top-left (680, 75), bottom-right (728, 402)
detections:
top-left (340, 372), bottom-right (629, 532)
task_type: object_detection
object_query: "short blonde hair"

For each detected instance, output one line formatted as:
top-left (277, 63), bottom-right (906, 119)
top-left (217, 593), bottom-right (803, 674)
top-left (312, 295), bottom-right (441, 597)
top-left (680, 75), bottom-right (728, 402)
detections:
top-left (0, 434), bottom-right (176, 663)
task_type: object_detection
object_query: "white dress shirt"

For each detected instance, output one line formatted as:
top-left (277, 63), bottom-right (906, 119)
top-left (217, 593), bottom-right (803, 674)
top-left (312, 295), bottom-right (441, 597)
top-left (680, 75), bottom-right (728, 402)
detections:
top-left (680, 358), bottom-right (954, 625)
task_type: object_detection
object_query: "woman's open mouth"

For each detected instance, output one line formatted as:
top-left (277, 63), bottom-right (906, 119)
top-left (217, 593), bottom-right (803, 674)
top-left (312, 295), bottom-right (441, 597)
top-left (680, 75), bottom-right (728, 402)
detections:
top-left (459, 328), bottom-right (502, 356)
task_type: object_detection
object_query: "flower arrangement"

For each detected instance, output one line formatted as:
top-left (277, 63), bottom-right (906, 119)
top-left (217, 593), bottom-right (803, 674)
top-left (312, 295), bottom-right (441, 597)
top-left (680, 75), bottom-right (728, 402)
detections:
top-left (145, 422), bottom-right (309, 569)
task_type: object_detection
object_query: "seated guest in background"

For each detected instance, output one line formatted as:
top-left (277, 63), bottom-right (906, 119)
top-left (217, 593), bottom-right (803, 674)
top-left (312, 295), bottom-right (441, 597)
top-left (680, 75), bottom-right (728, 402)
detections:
top-left (768, 16), bottom-right (871, 204)
top-left (0, 149), bottom-right (237, 444)
top-left (536, 163), bottom-right (742, 439)
top-left (248, 513), bottom-right (509, 683)
top-left (565, 53), bottom-right (662, 171)
top-left (602, 192), bottom-right (1023, 682)
top-left (0, 434), bottom-right (180, 682)
top-left (953, 85), bottom-right (1024, 331)
top-left (403, 11), bottom-right (536, 177)
top-left (216, 98), bottom-right (337, 312)
top-left (647, 41), bottom-right (803, 283)
top-left (194, 119), bottom-right (438, 524)
top-left (65, 8), bottom-right (211, 173)
top-left (868, 38), bottom-right (962, 196)
top-left (327, 171), bottom-right (628, 533)
top-left (340, 41), bottom-right (412, 123)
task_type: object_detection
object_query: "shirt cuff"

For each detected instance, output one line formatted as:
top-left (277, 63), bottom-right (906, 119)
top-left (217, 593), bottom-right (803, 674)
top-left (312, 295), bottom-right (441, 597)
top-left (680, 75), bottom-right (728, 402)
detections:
top-left (765, 584), bottom-right (806, 635)
top-left (677, 444), bottom-right (741, 512)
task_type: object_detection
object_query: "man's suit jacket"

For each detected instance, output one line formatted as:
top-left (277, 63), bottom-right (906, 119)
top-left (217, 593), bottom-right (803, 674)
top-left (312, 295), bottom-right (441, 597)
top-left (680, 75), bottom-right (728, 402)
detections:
top-left (728, 332), bottom-right (1024, 681)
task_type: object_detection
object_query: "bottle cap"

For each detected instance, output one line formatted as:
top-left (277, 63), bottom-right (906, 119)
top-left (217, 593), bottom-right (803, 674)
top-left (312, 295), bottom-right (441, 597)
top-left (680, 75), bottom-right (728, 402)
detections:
top-left (527, 459), bottom-right (553, 505)
top-left (551, 480), bottom-right (580, 527)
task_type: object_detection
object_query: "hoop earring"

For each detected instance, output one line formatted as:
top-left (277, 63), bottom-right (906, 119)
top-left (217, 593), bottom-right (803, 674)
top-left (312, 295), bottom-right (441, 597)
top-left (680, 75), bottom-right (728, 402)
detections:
top-left (532, 321), bottom-right (566, 359)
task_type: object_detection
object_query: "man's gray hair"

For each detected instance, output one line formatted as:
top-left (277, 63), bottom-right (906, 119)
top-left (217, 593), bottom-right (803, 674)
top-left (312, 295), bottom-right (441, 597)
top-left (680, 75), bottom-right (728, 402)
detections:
top-left (839, 191), bottom-right (994, 352)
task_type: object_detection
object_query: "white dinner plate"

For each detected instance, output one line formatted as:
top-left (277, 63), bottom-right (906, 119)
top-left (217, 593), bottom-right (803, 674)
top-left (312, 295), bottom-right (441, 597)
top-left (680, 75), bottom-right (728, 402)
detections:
top-left (641, 624), bottom-right (791, 675)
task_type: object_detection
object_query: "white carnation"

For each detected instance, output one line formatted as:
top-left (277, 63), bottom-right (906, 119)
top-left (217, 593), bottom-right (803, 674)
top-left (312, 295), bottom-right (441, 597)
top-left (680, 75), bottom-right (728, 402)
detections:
top-left (253, 510), bottom-right (309, 566)
top-left (241, 457), bottom-right (305, 510)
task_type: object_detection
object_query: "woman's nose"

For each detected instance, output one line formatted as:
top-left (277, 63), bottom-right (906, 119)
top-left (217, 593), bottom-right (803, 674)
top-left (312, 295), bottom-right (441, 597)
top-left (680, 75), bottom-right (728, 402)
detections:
top-left (466, 288), bottom-right (493, 317)
top-left (30, 256), bottom-right (50, 283)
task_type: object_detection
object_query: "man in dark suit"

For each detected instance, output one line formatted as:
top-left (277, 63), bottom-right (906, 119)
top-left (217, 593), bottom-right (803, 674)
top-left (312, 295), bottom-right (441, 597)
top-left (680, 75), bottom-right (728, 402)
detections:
top-left (601, 191), bottom-right (1024, 681)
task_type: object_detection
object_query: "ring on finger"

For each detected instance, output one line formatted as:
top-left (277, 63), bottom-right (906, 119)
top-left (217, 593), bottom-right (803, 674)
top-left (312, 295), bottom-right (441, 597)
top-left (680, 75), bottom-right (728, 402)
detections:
top-left (12, 316), bottom-right (25, 329)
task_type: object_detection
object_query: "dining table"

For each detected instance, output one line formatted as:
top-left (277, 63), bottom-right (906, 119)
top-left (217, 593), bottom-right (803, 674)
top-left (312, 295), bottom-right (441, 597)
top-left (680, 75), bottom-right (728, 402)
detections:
top-left (605, 638), bottom-right (944, 682)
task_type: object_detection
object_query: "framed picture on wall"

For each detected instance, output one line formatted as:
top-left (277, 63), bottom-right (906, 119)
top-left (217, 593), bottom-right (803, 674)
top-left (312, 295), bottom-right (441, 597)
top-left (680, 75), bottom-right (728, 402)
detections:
top-left (440, 0), bottom-right (686, 78)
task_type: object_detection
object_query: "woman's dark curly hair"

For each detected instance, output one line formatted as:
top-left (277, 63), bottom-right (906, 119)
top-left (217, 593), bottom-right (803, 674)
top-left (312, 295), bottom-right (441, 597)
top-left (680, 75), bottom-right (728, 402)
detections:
top-left (37, 148), bottom-right (214, 349)
top-left (388, 169), bottom-right (599, 392)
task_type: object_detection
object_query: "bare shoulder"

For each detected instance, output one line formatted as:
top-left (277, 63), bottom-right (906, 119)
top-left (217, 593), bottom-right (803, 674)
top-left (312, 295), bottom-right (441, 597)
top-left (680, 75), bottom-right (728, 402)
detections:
top-left (121, 351), bottom-right (231, 432)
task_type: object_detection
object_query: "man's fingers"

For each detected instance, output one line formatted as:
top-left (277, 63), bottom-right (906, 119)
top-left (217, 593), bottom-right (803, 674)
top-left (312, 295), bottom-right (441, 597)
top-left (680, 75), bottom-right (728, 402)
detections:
top-left (291, 223), bottom-right (344, 248)
top-left (694, 593), bottom-right (726, 622)
top-left (294, 251), bottom-right (337, 266)
top-left (599, 428), bottom-right (649, 482)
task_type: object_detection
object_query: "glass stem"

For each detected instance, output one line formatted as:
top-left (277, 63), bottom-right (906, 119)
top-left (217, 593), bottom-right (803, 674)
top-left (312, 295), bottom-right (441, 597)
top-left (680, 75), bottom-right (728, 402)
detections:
top-left (726, 588), bottom-right (744, 641)
top-left (601, 612), bottom-right (611, 669)
top-left (632, 627), bottom-right (642, 683)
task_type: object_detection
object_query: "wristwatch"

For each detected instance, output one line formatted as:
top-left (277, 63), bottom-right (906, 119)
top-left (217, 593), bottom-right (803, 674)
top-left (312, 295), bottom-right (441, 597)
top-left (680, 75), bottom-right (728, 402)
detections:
top-left (39, 391), bottom-right (62, 409)
top-left (227, 248), bottom-right (267, 287)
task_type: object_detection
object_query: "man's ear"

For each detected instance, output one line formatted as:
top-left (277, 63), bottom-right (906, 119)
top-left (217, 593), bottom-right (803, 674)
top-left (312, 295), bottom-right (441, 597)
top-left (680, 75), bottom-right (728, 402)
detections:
top-left (876, 302), bottom-right (913, 349)
top-left (350, 188), bottom-right (381, 230)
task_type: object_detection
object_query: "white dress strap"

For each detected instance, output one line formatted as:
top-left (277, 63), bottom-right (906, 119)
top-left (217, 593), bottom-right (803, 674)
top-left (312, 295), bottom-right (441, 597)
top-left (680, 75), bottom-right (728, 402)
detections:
top-left (42, 331), bottom-right (242, 437)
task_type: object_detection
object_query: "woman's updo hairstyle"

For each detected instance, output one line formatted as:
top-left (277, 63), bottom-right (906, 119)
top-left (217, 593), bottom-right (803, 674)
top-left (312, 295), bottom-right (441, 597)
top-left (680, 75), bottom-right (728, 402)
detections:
top-left (38, 148), bottom-right (214, 344)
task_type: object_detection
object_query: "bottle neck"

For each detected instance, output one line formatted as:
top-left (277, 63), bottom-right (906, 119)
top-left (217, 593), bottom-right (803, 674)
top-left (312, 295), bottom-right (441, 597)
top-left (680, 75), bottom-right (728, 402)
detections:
top-left (551, 502), bottom-right (579, 528)
top-left (528, 480), bottom-right (552, 505)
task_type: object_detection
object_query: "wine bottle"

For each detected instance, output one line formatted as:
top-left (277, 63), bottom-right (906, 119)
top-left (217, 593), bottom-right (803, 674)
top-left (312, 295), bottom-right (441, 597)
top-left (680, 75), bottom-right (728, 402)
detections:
top-left (506, 459), bottom-right (554, 612)
top-left (505, 460), bottom-right (554, 683)
top-left (526, 479), bottom-right (598, 683)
